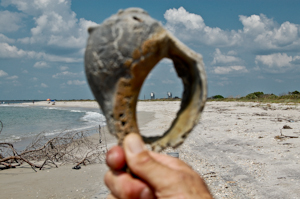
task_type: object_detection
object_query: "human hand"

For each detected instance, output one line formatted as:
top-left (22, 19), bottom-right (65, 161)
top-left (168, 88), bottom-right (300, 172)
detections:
top-left (105, 133), bottom-right (213, 199)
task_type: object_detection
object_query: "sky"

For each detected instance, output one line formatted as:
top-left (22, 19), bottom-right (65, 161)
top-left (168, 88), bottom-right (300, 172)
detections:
top-left (0, 0), bottom-right (300, 100)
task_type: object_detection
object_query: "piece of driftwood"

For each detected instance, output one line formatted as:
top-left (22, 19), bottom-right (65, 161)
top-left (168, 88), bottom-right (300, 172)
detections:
top-left (0, 130), bottom-right (107, 171)
top-left (85, 8), bottom-right (207, 151)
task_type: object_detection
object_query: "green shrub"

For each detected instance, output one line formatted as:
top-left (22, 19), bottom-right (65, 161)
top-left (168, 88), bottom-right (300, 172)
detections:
top-left (253, 92), bottom-right (264, 98)
top-left (245, 93), bottom-right (258, 99)
top-left (212, 95), bottom-right (224, 99)
top-left (291, 90), bottom-right (300, 95)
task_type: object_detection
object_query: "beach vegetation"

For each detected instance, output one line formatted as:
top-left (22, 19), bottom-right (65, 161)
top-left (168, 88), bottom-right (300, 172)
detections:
top-left (212, 95), bottom-right (224, 99)
top-left (208, 91), bottom-right (300, 103)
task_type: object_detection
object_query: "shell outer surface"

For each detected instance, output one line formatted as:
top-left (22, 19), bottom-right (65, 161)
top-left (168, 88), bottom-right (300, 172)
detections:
top-left (85, 8), bottom-right (207, 151)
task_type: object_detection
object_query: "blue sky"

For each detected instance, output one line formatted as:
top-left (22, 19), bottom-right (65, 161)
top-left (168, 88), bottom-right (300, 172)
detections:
top-left (0, 0), bottom-right (300, 100)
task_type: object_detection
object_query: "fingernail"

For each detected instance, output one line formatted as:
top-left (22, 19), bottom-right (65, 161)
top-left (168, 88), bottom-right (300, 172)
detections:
top-left (125, 134), bottom-right (144, 154)
top-left (140, 187), bottom-right (154, 199)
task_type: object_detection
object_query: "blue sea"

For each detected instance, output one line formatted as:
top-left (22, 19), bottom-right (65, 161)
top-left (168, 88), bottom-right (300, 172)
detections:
top-left (0, 102), bottom-right (106, 149)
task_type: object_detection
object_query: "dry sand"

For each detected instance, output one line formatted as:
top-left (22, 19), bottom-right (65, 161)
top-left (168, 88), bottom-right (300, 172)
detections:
top-left (1, 101), bottom-right (300, 198)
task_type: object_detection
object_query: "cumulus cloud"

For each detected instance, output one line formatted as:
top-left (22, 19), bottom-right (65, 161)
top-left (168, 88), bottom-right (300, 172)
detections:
top-left (0, 70), bottom-right (8, 77)
top-left (213, 66), bottom-right (248, 74)
top-left (0, 10), bottom-right (24, 32)
top-left (164, 7), bottom-right (300, 52)
top-left (0, 42), bottom-right (82, 62)
top-left (0, 42), bottom-right (28, 58)
top-left (239, 14), bottom-right (274, 35)
top-left (2, 0), bottom-right (97, 49)
top-left (239, 14), bottom-right (300, 50)
top-left (211, 48), bottom-right (241, 65)
top-left (164, 7), bottom-right (241, 46)
top-left (33, 61), bottom-right (49, 68)
top-left (255, 53), bottom-right (294, 72)
top-left (67, 80), bottom-right (86, 85)
top-left (0, 34), bottom-right (15, 43)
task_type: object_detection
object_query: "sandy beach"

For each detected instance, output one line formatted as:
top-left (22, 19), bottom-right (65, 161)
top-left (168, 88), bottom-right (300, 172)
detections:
top-left (1, 101), bottom-right (300, 198)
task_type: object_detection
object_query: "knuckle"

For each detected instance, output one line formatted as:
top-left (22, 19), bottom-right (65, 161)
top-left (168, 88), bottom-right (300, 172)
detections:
top-left (122, 184), bottom-right (139, 199)
top-left (135, 151), bottom-right (152, 166)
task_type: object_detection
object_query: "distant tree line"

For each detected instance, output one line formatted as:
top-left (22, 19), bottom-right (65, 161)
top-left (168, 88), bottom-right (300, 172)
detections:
top-left (209, 90), bottom-right (300, 102)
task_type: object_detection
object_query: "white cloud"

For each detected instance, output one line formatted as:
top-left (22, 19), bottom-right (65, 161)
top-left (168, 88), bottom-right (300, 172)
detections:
top-left (41, 83), bottom-right (48, 88)
top-left (275, 79), bottom-right (283, 83)
top-left (160, 58), bottom-right (173, 65)
top-left (162, 79), bottom-right (175, 84)
top-left (164, 7), bottom-right (205, 30)
top-left (52, 71), bottom-right (82, 79)
top-left (6, 75), bottom-right (18, 80)
top-left (0, 34), bottom-right (15, 43)
top-left (164, 7), bottom-right (241, 46)
top-left (0, 42), bottom-right (82, 62)
top-left (146, 72), bottom-right (153, 80)
top-left (0, 10), bottom-right (23, 32)
top-left (164, 7), bottom-right (300, 51)
top-left (213, 66), bottom-right (248, 74)
top-left (0, 70), bottom-right (8, 77)
top-left (22, 70), bottom-right (28, 74)
top-left (31, 77), bottom-right (38, 81)
top-left (67, 80), bottom-right (86, 85)
top-left (255, 53), bottom-right (293, 68)
top-left (211, 48), bottom-right (241, 65)
top-left (0, 42), bottom-right (27, 58)
top-left (60, 66), bottom-right (69, 71)
top-left (3, 0), bottom-right (97, 49)
top-left (239, 14), bottom-right (300, 50)
top-left (33, 61), bottom-right (49, 68)
top-left (239, 14), bottom-right (274, 35)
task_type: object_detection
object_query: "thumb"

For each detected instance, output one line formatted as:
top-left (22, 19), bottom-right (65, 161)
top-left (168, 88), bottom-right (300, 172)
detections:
top-left (123, 133), bottom-right (177, 189)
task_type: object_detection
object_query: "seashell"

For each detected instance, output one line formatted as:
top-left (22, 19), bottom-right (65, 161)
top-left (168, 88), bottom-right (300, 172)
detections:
top-left (85, 8), bottom-right (207, 152)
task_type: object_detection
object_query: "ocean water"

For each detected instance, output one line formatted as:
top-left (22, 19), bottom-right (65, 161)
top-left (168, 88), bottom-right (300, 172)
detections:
top-left (0, 103), bottom-right (106, 145)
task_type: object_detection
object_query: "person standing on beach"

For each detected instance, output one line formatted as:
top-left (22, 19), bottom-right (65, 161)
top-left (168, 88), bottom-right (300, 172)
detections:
top-left (105, 133), bottom-right (213, 199)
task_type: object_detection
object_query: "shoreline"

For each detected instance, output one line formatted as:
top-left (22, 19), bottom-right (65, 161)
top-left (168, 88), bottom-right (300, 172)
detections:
top-left (23, 100), bottom-right (101, 109)
top-left (1, 101), bottom-right (300, 198)
top-left (0, 101), bottom-right (157, 199)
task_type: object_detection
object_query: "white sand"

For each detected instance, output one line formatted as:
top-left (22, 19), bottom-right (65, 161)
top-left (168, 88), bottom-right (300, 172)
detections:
top-left (1, 101), bottom-right (300, 198)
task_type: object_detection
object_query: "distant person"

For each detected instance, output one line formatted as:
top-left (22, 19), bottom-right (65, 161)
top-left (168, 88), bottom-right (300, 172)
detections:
top-left (105, 134), bottom-right (213, 199)
top-left (32, 100), bottom-right (34, 104)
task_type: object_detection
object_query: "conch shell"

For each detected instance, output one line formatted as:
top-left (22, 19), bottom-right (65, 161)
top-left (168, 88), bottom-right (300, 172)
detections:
top-left (85, 8), bottom-right (207, 152)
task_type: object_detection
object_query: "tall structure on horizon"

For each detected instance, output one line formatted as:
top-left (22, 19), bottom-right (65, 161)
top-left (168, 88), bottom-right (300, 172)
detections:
top-left (150, 92), bottom-right (155, 99)
top-left (167, 92), bottom-right (172, 99)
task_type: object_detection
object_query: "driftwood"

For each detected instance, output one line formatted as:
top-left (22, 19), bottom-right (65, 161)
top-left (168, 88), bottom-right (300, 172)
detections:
top-left (0, 123), bottom-right (107, 172)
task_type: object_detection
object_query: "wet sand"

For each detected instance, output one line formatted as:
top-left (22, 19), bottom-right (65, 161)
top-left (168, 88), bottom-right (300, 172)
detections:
top-left (1, 101), bottom-right (300, 198)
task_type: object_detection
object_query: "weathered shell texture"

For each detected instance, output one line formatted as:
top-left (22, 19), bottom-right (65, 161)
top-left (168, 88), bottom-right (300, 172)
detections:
top-left (85, 8), bottom-right (207, 151)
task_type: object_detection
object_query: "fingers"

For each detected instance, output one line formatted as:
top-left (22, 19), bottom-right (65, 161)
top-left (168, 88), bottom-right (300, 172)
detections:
top-left (149, 151), bottom-right (193, 172)
top-left (105, 170), bottom-right (154, 199)
top-left (107, 194), bottom-right (118, 199)
top-left (106, 146), bottom-right (126, 170)
top-left (123, 134), bottom-right (178, 190)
